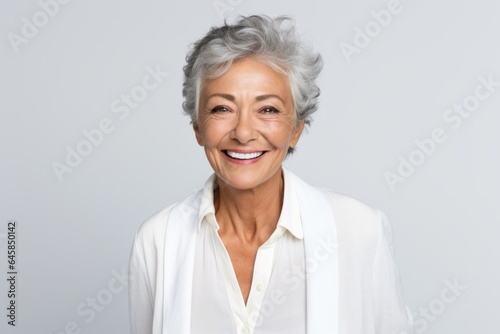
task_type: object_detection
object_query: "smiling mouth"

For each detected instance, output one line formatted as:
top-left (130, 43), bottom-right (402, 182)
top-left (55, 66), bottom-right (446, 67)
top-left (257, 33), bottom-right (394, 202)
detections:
top-left (224, 150), bottom-right (265, 160)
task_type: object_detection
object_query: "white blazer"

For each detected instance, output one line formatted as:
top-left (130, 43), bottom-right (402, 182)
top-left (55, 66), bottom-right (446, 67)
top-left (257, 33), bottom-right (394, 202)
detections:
top-left (129, 168), bottom-right (414, 334)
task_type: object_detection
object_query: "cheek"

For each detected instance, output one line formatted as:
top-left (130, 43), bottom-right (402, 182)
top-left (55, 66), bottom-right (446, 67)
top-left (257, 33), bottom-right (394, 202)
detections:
top-left (199, 119), bottom-right (231, 147)
top-left (266, 121), bottom-right (296, 147)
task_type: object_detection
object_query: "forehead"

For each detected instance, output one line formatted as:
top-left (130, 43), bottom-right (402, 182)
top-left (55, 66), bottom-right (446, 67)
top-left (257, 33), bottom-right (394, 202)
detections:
top-left (200, 57), bottom-right (292, 97)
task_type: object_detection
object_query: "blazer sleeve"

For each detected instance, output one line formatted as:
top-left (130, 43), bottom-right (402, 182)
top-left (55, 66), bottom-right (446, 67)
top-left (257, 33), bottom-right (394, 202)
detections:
top-left (372, 210), bottom-right (414, 334)
top-left (129, 232), bottom-right (154, 334)
top-left (128, 204), bottom-right (173, 334)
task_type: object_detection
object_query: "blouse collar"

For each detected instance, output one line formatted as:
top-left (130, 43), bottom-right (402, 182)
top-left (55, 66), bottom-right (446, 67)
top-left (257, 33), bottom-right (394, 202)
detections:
top-left (197, 167), bottom-right (303, 240)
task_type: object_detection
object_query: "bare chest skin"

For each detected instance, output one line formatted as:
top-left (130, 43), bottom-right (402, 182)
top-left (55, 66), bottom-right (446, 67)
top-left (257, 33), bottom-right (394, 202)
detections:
top-left (213, 177), bottom-right (282, 305)
top-left (219, 232), bottom-right (260, 305)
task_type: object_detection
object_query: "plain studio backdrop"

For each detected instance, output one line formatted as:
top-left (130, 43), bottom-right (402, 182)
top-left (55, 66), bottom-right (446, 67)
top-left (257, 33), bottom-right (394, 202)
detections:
top-left (1, 0), bottom-right (499, 333)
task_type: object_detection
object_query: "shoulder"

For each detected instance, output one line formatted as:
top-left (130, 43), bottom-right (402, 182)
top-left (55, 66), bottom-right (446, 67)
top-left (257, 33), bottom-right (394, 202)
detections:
top-left (318, 188), bottom-right (380, 222)
top-left (285, 169), bottom-right (384, 242)
top-left (135, 204), bottom-right (176, 244)
top-left (133, 189), bottom-right (203, 253)
top-left (316, 187), bottom-right (384, 249)
top-left (132, 203), bottom-right (177, 261)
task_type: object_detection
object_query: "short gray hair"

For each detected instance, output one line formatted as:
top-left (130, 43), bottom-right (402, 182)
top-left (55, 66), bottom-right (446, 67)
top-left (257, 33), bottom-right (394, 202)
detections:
top-left (182, 15), bottom-right (323, 127)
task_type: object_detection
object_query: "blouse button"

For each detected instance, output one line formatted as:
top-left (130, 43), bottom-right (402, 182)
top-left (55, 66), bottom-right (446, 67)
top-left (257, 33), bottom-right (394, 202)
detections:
top-left (256, 283), bottom-right (264, 291)
top-left (241, 327), bottom-right (249, 334)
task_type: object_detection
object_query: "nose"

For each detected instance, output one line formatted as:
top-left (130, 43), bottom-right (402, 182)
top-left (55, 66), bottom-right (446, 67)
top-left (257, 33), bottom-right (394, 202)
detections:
top-left (230, 110), bottom-right (257, 144)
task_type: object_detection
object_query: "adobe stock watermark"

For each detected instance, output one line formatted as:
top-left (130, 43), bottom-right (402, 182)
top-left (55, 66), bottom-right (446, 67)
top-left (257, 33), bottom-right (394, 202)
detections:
top-left (399, 278), bottom-right (467, 334)
top-left (51, 64), bottom-right (168, 182)
top-left (47, 267), bottom-right (128, 334)
top-left (212, 0), bottom-right (245, 21)
top-left (249, 234), bottom-right (338, 327)
top-left (339, 0), bottom-right (419, 63)
top-left (385, 73), bottom-right (499, 192)
top-left (7, 0), bottom-right (73, 54)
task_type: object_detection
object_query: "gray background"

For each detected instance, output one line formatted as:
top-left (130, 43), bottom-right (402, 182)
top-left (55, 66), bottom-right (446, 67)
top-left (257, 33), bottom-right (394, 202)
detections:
top-left (1, 0), bottom-right (499, 333)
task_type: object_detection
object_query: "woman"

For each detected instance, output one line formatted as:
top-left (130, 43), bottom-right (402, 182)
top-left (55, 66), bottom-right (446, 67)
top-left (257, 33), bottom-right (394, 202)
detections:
top-left (129, 15), bottom-right (414, 334)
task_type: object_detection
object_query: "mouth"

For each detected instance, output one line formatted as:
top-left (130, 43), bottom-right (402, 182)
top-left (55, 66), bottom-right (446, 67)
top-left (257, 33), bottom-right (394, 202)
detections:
top-left (223, 150), bottom-right (266, 160)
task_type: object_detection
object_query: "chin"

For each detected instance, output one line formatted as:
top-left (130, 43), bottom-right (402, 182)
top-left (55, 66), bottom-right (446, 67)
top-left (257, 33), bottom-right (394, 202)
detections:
top-left (215, 166), bottom-right (282, 191)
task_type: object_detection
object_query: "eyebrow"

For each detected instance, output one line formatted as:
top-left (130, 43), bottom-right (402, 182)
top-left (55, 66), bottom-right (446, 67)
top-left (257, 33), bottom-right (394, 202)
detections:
top-left (207, 93), bottom-right (286, 104)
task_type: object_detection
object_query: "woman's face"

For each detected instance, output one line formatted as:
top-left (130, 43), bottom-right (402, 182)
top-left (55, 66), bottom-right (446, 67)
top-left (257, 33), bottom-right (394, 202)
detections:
top-left (194, 57), bottom-right (304, 191)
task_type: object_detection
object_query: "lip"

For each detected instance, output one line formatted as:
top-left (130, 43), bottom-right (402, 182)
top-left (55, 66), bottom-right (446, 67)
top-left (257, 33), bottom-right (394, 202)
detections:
top-left (222, 149), bottom-right (267, 165)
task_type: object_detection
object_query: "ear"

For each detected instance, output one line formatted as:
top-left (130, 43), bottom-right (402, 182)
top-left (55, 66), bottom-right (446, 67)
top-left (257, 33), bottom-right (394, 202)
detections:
top-left (290, 120), bottom-right (305, 149)
top-left (193, 122), bottom-right (203, 146)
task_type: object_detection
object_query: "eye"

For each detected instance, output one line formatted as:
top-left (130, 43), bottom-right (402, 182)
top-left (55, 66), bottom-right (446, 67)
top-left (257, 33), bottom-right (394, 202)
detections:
top-left (210, 105), bottom-right (230, 113)
top-left (260, 106), bottom-right (280, 114)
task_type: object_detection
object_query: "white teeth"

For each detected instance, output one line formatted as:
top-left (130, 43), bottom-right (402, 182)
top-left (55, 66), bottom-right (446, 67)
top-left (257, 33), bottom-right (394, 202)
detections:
top-left (226, 151), bottom-right (264, 160)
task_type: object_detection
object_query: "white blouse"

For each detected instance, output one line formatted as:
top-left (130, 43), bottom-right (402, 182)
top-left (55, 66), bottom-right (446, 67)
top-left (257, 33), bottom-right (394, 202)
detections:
top-left (190, 173), bottom-right (306, 334)
top-left (129, 169), bottom-right (414, 334)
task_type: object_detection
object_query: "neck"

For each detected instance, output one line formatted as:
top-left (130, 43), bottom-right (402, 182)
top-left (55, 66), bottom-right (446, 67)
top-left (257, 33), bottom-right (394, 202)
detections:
top-left (214, 168), bottom-right (284, 244)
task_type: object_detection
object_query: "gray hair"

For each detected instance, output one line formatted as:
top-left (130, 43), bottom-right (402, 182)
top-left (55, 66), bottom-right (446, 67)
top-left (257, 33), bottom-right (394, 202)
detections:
top-left (182, 15), bottom-right (323, 128)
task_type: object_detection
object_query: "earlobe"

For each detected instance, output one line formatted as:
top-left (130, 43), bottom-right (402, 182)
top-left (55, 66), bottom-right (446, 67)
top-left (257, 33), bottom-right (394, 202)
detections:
top-left (290, 120), bottom-right (305, 148)
top-left (193, 122), bottom-right (203, 146)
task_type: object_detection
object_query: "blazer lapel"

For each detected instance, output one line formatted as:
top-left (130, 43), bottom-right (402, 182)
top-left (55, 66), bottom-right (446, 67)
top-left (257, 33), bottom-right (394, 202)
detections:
top-left (161, 170), bottom-right (339, 333)
top-left (287, 169), bottom-right (339, 334)
top-left (163, 191), bottom-right (201, 333)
